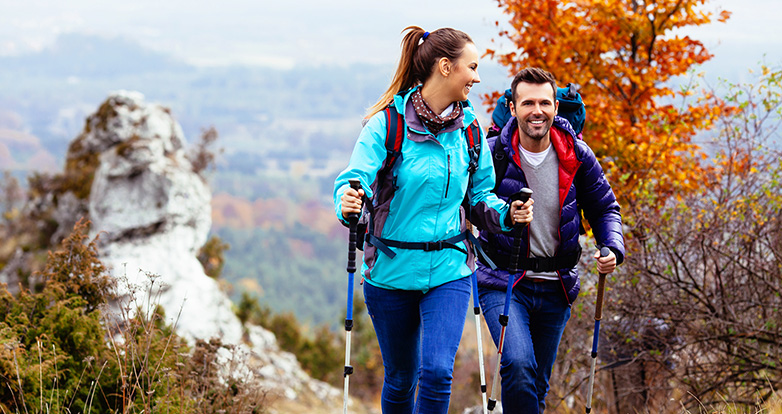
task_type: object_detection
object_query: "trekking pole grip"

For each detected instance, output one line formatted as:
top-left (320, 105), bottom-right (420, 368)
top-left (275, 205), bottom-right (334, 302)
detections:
top-left (594, 247), bottom-right (611, 321)
top-left (508, 188), bottom-right (533, 274)
top-left (346, 179), bottom-right (362, 274)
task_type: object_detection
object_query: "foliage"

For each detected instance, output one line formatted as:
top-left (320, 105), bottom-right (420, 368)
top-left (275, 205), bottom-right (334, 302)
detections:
top-left (487, 0), bottom-right (732, 208)
top-left (234, 292), bottom-right (344, 384)
top-left (188, 126), bottom-right (223, 178)
top-left (0, 220), bottom-right (271, 413)
top-left (0, 171), bottom-right (24, 223)
top-left (234, 291), bottom-right (383, 399)
top-left (197, 235), bottom-right (230, 279)
top-left (216, 221), bottom-right (348, 327)
top-left (608, 66), bottom-right (782, 411)
top-left (37, 218), bottom-right (116, 312)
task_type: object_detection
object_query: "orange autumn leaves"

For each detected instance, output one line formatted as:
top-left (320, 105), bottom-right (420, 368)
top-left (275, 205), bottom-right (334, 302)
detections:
top-left (486, 0), bottom-right (733, 208)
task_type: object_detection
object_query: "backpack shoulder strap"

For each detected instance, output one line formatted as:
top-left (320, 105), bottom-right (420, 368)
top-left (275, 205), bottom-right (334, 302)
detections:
top-left (490, 136), bottom-right (510, 194)
top-left (383, 105), bottom-right (405, 169)
top-left (462, 120), bottom-right (483, 214)
top-left (465, 120), bottom-right (481, 174)
top-left (363, 105), bottom-right (405, 249)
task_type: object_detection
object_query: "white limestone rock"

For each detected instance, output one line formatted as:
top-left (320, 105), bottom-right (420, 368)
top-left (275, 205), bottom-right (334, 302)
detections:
top-left (75, 91), bottom-right (341, 407)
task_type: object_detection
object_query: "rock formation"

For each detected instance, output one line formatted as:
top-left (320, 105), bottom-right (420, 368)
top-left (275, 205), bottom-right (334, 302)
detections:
top-left (52, 91), bottom-right (346, 410)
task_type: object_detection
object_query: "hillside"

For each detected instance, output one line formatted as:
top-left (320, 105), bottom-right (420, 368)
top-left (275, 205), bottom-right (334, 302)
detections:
top-left (0, 33), bottom-right (509, 325)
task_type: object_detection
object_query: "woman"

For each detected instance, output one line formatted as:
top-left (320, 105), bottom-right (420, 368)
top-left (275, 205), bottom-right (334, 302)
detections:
top-left (334, 26), bottom-right (525, 413)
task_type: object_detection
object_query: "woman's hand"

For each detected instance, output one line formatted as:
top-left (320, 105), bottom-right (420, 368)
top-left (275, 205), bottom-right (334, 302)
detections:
top-left (509, 198), bottom-right (534, 225)
top-left (341, 187), bottom-right (365, 219)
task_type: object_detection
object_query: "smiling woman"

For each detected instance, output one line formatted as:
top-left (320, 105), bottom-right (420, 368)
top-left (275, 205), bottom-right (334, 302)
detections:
top-left (333, 25), bottom-right (522, 414)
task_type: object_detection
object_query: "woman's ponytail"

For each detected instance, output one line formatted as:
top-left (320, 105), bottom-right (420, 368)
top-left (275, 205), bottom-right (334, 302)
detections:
top-left (366, 26), bottom-right (473, 118)
top-left (366, 26), bottom-right (427, 118)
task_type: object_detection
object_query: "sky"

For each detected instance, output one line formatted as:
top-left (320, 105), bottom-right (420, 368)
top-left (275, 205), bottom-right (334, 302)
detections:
top-left (1, 0), bottom-right (779, 73)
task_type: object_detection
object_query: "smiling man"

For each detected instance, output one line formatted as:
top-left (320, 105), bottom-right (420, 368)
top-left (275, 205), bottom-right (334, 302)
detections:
top-left (473, 67), bottom-right (625, 413)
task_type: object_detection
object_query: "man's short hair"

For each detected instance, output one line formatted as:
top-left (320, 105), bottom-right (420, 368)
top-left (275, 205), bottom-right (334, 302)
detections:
top-left (511, 68), bottom-right (558, 104)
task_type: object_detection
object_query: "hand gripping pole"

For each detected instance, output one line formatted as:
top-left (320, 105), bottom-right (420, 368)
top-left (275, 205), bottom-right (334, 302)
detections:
top-left (343, 178), bottom-right (362, 414)
top-left (585, 246), bottom-right (611, 413)
top-left (487, 188), bottom-right (532, 412)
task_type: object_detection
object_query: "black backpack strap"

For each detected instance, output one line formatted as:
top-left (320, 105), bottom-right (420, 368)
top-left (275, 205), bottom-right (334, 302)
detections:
top-left (491, 139), bottom-right (510, 194)
top-left (462, 120), bottom-right (482, 208)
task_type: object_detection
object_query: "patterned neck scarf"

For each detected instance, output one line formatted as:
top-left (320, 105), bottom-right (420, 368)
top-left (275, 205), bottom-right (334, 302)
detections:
top-left (410, 88), bottom-right (462, 135)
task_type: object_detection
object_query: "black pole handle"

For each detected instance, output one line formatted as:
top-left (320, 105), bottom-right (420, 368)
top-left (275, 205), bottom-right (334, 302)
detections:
top-left (594, 246), bottom-right (611, 321)
top-left (346, 179), bottom-right (363, 274)
top-left (509, 188), bottom-right (533, 274)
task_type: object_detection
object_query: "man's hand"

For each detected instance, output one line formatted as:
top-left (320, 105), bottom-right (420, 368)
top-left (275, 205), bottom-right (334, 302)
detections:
top-left (594, 248), bottom-right (617, 274)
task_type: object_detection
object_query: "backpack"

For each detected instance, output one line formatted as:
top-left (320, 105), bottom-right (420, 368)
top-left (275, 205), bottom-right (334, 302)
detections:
top-left (356, 103), bottom-right (484, 260)
top-left (488, 83), bottom-right (586, 193)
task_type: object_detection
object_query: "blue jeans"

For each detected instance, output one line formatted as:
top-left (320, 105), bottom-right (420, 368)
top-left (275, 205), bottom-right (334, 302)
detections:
top-left (479, 277), bottom-right (571, 413)
top-left (363, 276), bottom-right (471, 414)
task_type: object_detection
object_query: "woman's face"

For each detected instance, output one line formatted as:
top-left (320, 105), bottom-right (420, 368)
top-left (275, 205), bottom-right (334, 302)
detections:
top-left (446, 42), bottom-right (481, 102)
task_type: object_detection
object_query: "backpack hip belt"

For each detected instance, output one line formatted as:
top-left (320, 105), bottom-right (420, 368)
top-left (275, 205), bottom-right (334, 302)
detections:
top-left (367, 230), bottom-right (498, 270)
top-left (367, 232), bottom-right (470, 259)
top-left (477, 242), bottom-right (582, 272)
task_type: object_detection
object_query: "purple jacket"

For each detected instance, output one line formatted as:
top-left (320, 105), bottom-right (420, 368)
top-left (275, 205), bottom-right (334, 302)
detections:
top-left (475, 116), bottom-right (625, 304)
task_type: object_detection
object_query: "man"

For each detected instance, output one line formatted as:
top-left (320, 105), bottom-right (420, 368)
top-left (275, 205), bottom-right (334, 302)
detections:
top-left (474, 67), bottom-right (625, 413)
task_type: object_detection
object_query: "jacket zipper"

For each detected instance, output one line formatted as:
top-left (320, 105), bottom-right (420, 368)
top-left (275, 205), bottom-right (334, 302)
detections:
top-left (445, 153), bottom-right (451, 198)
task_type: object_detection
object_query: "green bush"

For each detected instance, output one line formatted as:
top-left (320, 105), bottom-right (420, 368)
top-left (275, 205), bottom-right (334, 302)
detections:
top-left (0, 219), bottom-right (271, 413)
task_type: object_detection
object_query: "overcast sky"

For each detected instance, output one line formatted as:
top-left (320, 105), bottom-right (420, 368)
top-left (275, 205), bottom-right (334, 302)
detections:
top-left (0, 0), bottom-right (779, 77)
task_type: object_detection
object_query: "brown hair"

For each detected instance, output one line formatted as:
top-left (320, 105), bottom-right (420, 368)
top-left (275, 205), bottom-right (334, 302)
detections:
top-left (510, 67), bottom-right (558, 104)
top-left (366, 26), bottom-right (473, 118)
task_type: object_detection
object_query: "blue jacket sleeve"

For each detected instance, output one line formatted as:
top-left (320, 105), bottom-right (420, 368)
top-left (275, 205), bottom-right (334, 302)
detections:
top-left (466, 127), bottom-right (512, 233)
top-left (333, 113), bottom-right (388, 225)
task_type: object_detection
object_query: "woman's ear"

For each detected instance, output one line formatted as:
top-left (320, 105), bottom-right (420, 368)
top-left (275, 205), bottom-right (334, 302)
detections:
top-left (438, 57), bottom-right (451, 77)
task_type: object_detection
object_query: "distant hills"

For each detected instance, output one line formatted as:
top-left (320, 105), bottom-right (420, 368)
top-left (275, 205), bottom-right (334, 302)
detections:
top-left (0, 33), bottom-right (192, 77)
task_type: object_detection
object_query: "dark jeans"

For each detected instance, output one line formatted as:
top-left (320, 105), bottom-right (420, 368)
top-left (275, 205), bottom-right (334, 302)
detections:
top-left (479, 277), bottom-right (571, 413)
top-left (363, 276), bottom-right (471, 414)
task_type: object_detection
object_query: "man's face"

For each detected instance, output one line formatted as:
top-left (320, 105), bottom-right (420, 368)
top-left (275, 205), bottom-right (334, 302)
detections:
top-left (510, 82), bottom-right (559, 141)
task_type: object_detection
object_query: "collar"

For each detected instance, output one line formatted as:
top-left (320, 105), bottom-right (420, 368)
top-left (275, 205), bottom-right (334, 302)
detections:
top-left (393, 86), bottom-right (477, 142)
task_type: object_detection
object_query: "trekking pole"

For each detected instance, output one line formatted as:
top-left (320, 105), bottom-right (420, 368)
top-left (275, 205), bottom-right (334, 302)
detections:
top-left (343, 178), bottom-right (362, 414)
top-left (471, 272), bottom-right (489, 414)
top-left (585, 246), bottom-right (612, 414)
top-left (487, 188), bottom-right (533, 412)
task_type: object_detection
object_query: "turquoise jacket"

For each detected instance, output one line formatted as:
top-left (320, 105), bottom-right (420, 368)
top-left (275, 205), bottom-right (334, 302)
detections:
top-left (334, 87), bottom-right (511, 292)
